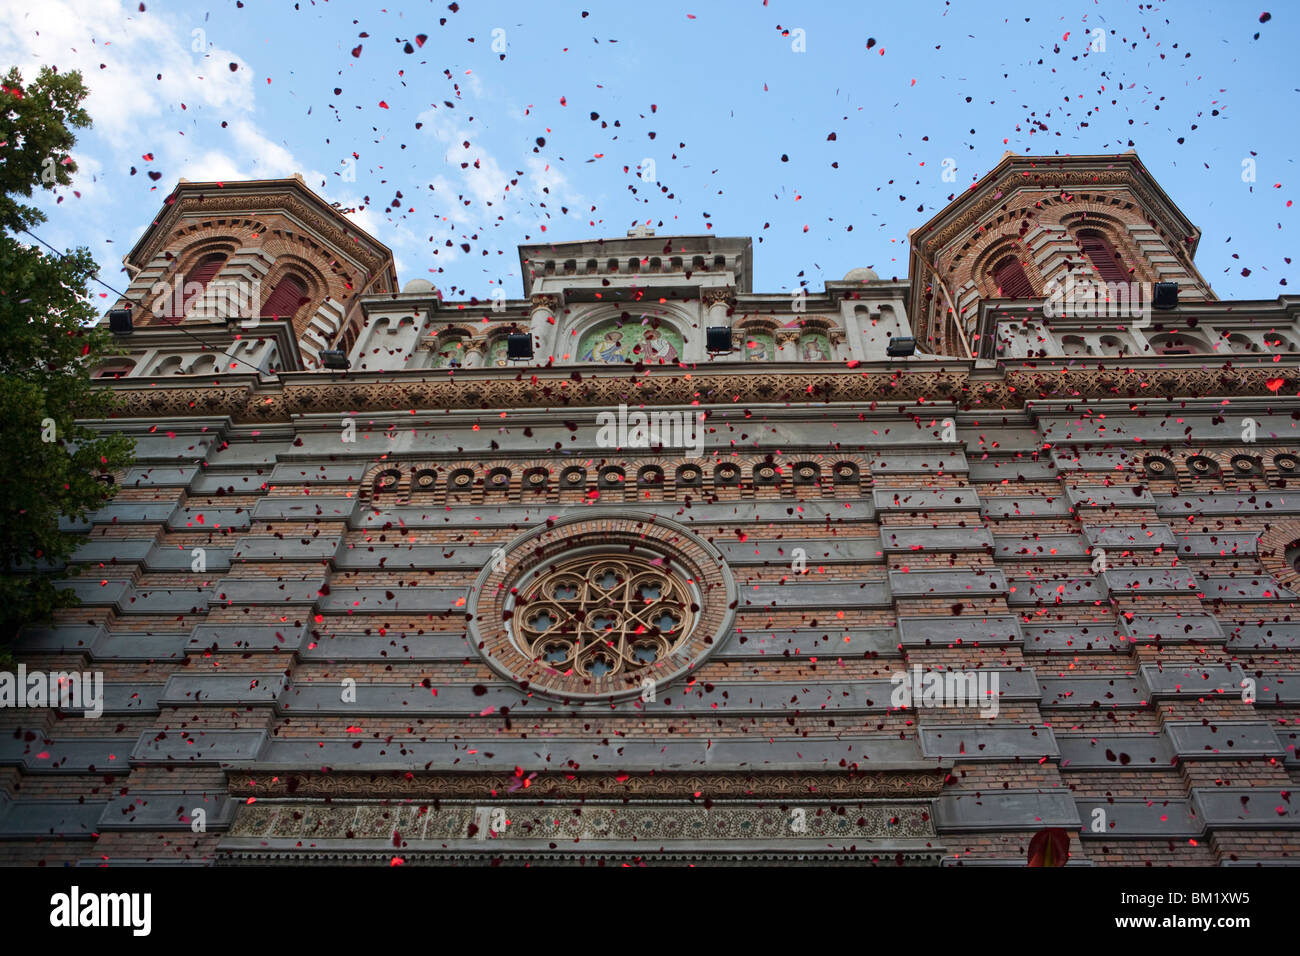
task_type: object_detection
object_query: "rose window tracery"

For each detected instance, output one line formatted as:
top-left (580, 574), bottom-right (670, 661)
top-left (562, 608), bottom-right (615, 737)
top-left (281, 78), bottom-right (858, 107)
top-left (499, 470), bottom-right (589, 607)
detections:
top-left (514, 554), bottom-right (695, 678)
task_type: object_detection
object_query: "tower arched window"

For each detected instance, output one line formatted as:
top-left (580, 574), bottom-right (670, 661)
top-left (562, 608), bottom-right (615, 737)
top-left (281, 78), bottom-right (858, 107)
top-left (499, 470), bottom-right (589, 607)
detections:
top-left (261, 273), bottom-right (310, 322)
top-left (158, 252), bottom-right (226, 322)
top-left (1076, 229), bottom-right (1130, 284)
top-left (990, 254), bottom-right (1034, 299)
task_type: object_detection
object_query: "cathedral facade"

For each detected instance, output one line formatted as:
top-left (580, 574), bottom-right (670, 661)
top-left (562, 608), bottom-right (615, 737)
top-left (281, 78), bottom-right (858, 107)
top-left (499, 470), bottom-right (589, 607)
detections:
top-left (4, 152), bottom-right (1299, 865)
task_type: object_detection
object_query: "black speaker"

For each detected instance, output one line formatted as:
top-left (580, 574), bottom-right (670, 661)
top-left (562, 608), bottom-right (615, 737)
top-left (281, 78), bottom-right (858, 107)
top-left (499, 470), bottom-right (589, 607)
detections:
top-left (108, 308), bottom-right (133, 335)
top-left (705, 326), bottom-right (732, 353)
top-left (886, 336), bottom-right (916, 357)
top-left (1152, 282), bottom-right (1179, 310)
top-left (506, 332), bottom-right (533, 360)
top-left (319, 350), bottom-right (350, 370)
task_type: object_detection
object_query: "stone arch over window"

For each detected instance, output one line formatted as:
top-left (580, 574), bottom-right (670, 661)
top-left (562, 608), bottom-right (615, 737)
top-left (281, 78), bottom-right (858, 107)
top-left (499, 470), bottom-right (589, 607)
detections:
top-left (989, 252), bottom-right (1034, 299)
top-left (187, 353), bottom-right (220, 376)
top-left (970, 235), bottom-right (1043, 301)
top-left (597, 466), bottom-right (625, 489)
top-left (1073, 227), bottom-right (1131, 284)
top-left (1263, 331), bottom-right (1297, 352)
top-left (675, 463), bottom-right (703, 488)
top-left (1148, 331), bottom-right (1208, 355)
top-left (151, 240), bottom-right (237, 324)
top-left (1060, 211), bottom-right (1152, 285)
top-left (1227, 332), bottom-right (1260, 353)
top-left (261, 271), bottom-right (311, 323)
top-left (1097, 334), bottom-right (1129, 356)
top-left (714, 462), bottom-right (741, 487)
top-left (153, 355), bottom-right (184, 376)
top-left (258, 252), bottom-right (332, 338)
top-left (1060, 334), bottom-right (1091, 357)
top-left (93, 359), bottom-right (136, 380)
top-left (485, 467), bottom-right (513, 494)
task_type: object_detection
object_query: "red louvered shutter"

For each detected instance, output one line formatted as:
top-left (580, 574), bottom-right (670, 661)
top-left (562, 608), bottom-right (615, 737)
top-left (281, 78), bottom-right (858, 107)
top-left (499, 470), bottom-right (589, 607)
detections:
top-left (178, 254), bottom-right (225, 321)
top-left (261, 275), bottom-right (308, 321)
top-left (1077, 229), bottom-right (1129, 284)
top-left (991, 256), bottom-right (1034, 299)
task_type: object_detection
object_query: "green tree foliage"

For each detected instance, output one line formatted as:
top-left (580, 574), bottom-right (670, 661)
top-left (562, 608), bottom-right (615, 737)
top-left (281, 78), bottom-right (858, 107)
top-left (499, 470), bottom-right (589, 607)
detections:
top-left (0, 66), bottom-right (135, 650)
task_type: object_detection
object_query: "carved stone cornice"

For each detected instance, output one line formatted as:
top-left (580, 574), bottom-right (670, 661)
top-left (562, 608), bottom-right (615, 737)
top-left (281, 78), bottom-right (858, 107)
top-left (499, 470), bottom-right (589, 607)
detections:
top-left (96, 363), bottom-right (1295, 424)
top-left (226, 769), bottom-right (948, 799)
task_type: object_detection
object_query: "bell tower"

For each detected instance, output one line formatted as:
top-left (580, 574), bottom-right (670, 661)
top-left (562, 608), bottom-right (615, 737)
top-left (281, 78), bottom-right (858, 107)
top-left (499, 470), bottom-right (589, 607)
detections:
top-left (906, 152), bottom-right (1216, 359)
top-left (101, 175), bottom-right (396, 378)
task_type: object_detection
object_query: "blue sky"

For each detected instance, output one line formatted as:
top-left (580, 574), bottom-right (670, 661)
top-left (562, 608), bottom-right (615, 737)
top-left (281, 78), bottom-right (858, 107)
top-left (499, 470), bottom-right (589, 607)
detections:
top-left (4, 0), bottom-right (1295, 305)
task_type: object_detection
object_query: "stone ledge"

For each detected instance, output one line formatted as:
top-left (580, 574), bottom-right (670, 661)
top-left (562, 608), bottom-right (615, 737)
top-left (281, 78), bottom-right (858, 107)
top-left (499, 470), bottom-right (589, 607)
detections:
top-left (1192, 788), bottom-right (1300, 828)
top-left (934, 790), bottom-right (1081, 831)
top-left (919, 724), bottom-right (1059, 760)
top-left (1057, 734), bottom-right (1174, 770)
top-left (96, 791), bottom-right (238, 832)
top-left (896, 616), bottom-right (1022, 647)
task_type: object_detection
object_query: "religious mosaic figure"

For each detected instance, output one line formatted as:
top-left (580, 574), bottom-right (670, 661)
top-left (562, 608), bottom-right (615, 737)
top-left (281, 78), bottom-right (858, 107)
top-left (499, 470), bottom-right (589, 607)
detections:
top-left (578, 319), bottom-right (684, 365)
top-left (581, 329), bottom-right (626, 363)
top-left (430, 338), bottom-right (465, 368)
top-left (486, 337), bottom-right (509, 367)
top-left (640, 329), bottom-right (679, 364)
top-left (743, 330), bottom-right (776, 361)
top-left (799, 332), bottom-right (831, 361)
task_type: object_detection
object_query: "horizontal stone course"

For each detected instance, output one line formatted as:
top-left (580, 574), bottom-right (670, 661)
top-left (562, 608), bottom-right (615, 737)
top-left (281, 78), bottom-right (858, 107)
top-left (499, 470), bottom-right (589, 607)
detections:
top-left (212, 576), bottom-right (326, 606)
top-left (253, 497), bottom-right (359, 521)
top-left (159, 674), bottom-right (288, 706)
top-left (1101, 568), bottom-right (1202, 595)
top-left (1073, 798), bottom-right (1200, 838)
top-left (1057, 734), bottom-right (1174, 770)
top-left (1039, 675), bottom-right (1146, 709)
top-left (1122, 613), bottom-right (1225, 645)
top-left (740, 581), bottom-right (890, 609)
top-left (873, 488), bottom-right (980, 511)
top-left (719, 626), bottom-right (898, 658)
top-left (1164, 721), bottom-right (1284, 759)
top-left (1066, 485), bottom-right (1156, 509)
top-left (934, 790), bottom-right (1080, 831)
top-left (231, 536), bottom-right (342, 562)
top-left (884, 527), bottom-right (993, 552)
top-left (981, 496), bottom-right (1071, 518)
top-left (238, 735), bottom-right (930, 772)
top-left (1139, 663), bottom-right (1245, 698)
top-left (1081, 525), bottom-right (1177, 549)
top-left (1005, 576), bottom-right (1104, 605)
top-left (316, 586), bottom-right (466, 613)
top-left (1156, 493), bottom-right (1300, 516)
top-left (919, 725), bottom-right (1059, 760)
top-left (0, 800), bottom-right (104, 840)
top-left (1192, 788), bottom-right (1300, 828)
top-left (993, 533), bottom-right (1087, 559)
top-left (896, 616), bottom-right (1022, 647)
top-left (96, 791), bottom-right (237, 832)
top-left (888, 568), bottom-right (1007, 598)
top-left (131, 729), bottom-right (269, 764)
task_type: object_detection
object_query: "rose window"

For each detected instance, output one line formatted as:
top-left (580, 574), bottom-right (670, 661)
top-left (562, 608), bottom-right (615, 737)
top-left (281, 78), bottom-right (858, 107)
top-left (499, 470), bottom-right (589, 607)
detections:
top-left (514, 554), bottom-right (695, 678)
